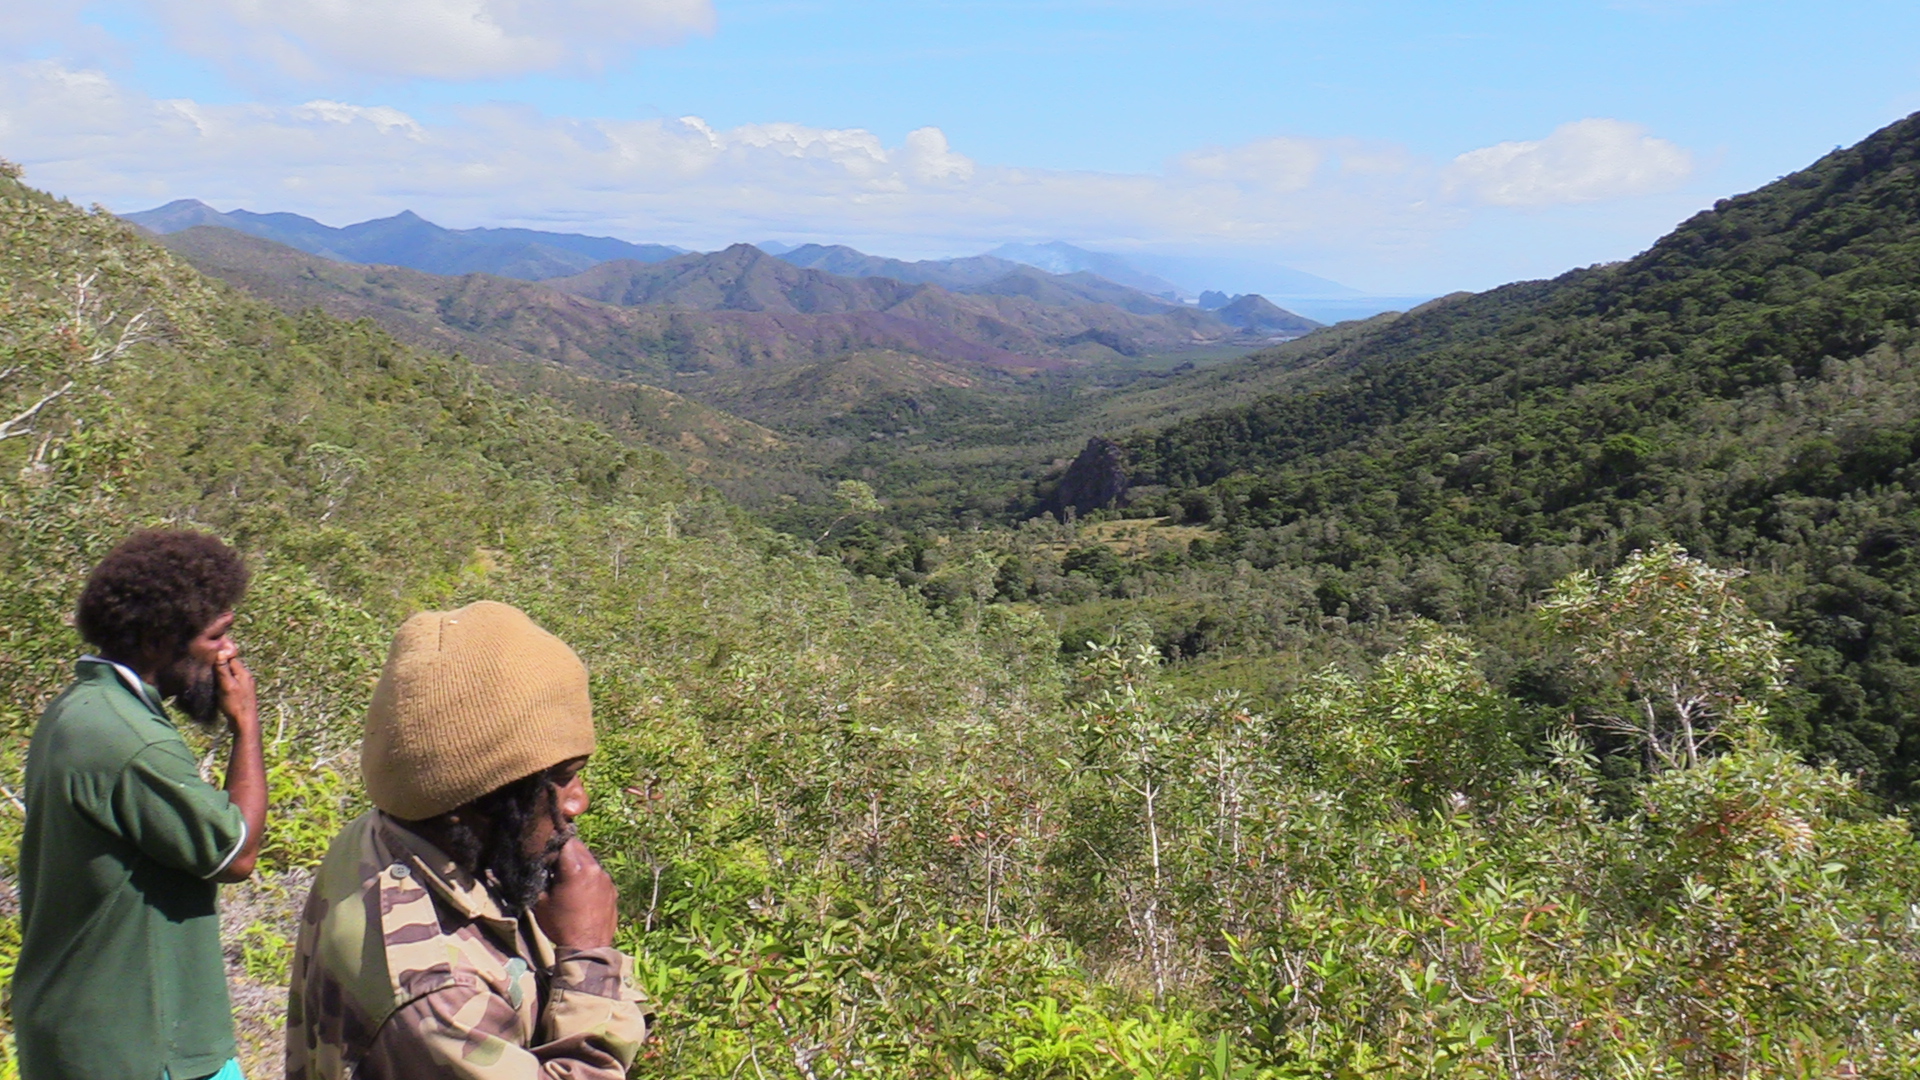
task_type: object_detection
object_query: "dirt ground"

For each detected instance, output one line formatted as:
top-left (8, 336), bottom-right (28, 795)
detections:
top-left (219, 867), bottom-right (310, 1078)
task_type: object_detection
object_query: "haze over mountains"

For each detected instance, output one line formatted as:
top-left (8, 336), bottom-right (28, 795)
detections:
top-left (984, 243), bottom-right (1433, 323)
top-left (124, 199), bottom-right (1389, 322)
top-left (983, 243), bottom-right (1189, 297)
top-left (127, 198), bottom-right (687, 279)
top-left (151, 220), bottom-right (1314, 391)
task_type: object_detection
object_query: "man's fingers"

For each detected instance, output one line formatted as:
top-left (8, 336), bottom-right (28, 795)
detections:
top-left (217, 660), bottom-right (253, 692)
top-left (535, 836), bottom-right (619, 948)
top-left (552, 837), bottom-right (605, 879)
top-left (216, 656), bottom-right (260, 729)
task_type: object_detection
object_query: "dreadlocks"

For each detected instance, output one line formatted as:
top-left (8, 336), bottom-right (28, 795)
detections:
top-left (430, 763), bottom-right (577, 914)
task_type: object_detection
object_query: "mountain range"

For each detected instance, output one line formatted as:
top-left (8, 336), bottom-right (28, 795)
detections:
top-left (125, 199), bottom-right (685, 280)
top-left (126, 199), bottom-right (1390, 320)
top-left (538, 244), bottom-right (1311, 344)
top-left (154, 226), bottom-right (1317, 387)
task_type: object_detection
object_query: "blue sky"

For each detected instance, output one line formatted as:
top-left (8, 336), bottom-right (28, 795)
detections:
top-left (3, 0), bottom-right (1917, 297)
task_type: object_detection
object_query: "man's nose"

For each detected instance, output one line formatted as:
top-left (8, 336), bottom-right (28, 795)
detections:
top-left (559, 779), bottom-right (590, 819)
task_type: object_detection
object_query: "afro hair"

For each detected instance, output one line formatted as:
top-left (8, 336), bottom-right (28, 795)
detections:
top-left (76, 530), bottom-right (249, 663)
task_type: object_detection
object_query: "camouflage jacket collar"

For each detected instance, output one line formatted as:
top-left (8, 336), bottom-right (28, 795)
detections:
top-left (373, 813), bottom-right (552, 962)
top-left (288, 811), bottom-right (649, 1080)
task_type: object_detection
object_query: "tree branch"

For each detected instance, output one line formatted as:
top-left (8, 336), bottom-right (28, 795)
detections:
top-left (0, 379), bottom-right (74, 442)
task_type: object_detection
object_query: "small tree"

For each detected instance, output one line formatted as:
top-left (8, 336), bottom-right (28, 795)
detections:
top-left (1072, 627), bottom-right (1185, 1000)
top-left (815, 478), bottom-right (881, 544)
top-left (1541, 543), bottom-right (1788, 770)
top-left (1289, 623), bottom-right (1521, 815)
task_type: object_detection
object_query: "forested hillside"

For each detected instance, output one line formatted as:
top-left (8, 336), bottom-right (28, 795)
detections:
top-left (797, 111), bottom-right (1920, 808)
top-left (0, 167), bottom-right (1066, 1073)
top-left (9, 115), bottom-right (1920, 1079)
top-left (1076, 110), bottom-right (1920, 799)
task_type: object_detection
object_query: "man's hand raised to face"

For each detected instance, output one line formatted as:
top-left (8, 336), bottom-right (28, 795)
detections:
top-left (215, 650), bottom-right (259, 733)
top-left (534, 837), bottom-right (619, 949)
top-left (208, 629), bottom-right (267, 883)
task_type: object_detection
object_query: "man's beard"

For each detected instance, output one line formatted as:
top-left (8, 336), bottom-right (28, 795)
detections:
top-left (484, 823), bottom-right (574, 914)
top-left (156, 658), bottom-right (222, 730)
top-left (442, 771), bottom-right (577, 915)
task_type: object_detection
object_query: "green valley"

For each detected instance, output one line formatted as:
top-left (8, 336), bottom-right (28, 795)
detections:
top-left (7, 108), bottom-right (1920, 1079)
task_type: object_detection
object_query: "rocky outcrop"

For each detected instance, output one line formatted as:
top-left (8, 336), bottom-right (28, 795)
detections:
top-left (1213, 293), bottom-right (1320, 337)
top-left (1041, 437), bottom-right (1129, 519)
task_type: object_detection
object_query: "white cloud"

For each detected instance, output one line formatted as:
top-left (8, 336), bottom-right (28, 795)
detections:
top-left (0, 62), bottom-right (1706, 292)
top-left (1443, 118), bottom-right (1694, 206)
top-left (0, 1), bottom-right (84, 46)
top-left (293, 100), bottom-right (426, 137)
top-left (899, 127), bottom-right (975, 185)
top-left (1178, 136), bottom-right (1323, 193)
top-left (108, 0), bottom-right (714, 80)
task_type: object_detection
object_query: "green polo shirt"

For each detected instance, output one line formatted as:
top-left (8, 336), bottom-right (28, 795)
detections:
top-left (13, 660), bottom-right (248, 1080)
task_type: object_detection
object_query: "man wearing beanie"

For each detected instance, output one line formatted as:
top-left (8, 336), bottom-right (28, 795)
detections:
top-left (286, 601), bottom-right (648, 1080)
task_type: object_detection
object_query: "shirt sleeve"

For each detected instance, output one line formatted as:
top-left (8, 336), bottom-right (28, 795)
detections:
top-left (356, 950), bottom-right (649, 1080)
top-left (104, 740), bottom-right (249, 880)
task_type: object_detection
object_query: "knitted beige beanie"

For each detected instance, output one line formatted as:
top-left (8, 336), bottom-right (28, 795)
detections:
top-left (361, 600), bottom-right (596, 820)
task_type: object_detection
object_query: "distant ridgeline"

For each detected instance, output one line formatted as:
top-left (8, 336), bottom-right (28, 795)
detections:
top-left (129, 204), bottom-right (1321, 378)
top-left (124, 199), bottom-right (688, 279)
top-left (1077, 110), bottom-right (1920, 797)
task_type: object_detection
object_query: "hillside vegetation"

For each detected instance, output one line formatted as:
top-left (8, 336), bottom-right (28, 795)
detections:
top-left (8, 111), bottom-right (1920, 1080)
top-left (1097, 111), bottom-right (1920, 798)
top-left (0, 166), bottom-right (1082, 1074)
top-left (804, 111), bottom-right (1920, 810)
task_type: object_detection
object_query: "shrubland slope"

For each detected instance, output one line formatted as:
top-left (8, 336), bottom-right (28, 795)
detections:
top-left (10, 157), bottom-right (1920, 1079)
top-left (0, 171), bottom-right (1074, 1071)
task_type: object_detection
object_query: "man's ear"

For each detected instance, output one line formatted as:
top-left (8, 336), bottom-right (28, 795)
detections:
top-left (124, 640), bottom-right (173, 683)
top-left (142, 633), bottom-right (192, 669)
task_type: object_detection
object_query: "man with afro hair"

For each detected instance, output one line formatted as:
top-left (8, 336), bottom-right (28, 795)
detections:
top-left (14, 529), bottom-right (268, 1080)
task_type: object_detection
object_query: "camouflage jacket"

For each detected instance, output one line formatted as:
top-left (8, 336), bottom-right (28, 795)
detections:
top-left (286, 811), bottom-right (650, 1079)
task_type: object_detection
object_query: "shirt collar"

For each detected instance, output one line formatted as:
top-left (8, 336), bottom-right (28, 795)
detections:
top-left (373, 812), bottom-right (559, 968)
top-left (77, 655), bottom-right (165, 717)
top-left (374, 812), bottom-right (518, 930)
